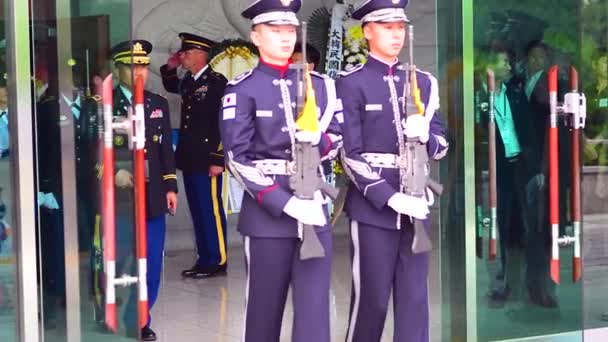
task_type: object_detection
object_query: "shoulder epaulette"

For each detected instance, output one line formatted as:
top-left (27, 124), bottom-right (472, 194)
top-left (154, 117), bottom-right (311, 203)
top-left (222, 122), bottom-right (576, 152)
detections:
top-left (416, 68), bottom-right (433, 77)
top-left (211, 70), bottom-right (226, 79)
top-left (310, 70), bottom-right (329, 79)
top-left (227, 69), bottom-right (254, 86)
top-left (338, 64), bottom-right (364, 77)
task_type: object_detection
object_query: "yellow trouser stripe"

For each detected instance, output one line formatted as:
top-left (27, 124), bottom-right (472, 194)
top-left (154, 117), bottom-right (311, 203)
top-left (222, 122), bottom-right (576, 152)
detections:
top-left (211, 176), bottom-right (227, 265)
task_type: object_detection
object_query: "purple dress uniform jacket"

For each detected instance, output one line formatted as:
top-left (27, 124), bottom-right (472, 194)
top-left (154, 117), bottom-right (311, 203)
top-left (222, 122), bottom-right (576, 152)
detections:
top-left (337, 55), bottom-right (448, 342)
top-left (220, 62), bottom-right (343, 238)
top-left (337, 55), bottom-right (448, 229)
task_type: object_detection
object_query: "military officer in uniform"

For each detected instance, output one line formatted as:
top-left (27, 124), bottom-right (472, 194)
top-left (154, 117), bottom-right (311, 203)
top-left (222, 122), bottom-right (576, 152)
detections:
top-left (220, 1), bottom-right (343, 341)
top-left (160, 33), bottom-right (229, 278)
top-left (111, 40), bottom-right (178, 341)
top-left (60, 83), bottom-right (100, 252)
top-left (337, 1), bottom-right (449, 341)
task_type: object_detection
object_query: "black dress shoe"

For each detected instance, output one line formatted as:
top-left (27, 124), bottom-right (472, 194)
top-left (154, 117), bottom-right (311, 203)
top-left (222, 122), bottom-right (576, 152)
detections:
top-left (181, 265), bottom-right (202, 277)
top-left (487, 286), bottom-right (511, 302)
top-left (203, 264), bottom-right (227, 278)
top-left (141, 326), bottom-right (157, 341)
top-left (183, 264), bottom-right (227, 279)
top-left (528, 289), bottom-right (558, 308)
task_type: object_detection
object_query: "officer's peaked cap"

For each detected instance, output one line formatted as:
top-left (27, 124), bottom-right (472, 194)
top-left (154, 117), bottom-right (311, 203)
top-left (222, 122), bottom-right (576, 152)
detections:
top-left (241, 0), bottom-right (302, 26)
top-left (179, 33), bottom-right (215, 53)
top-left (111, 40), bottom-right (153, 65)
top-left (352, 0), bottom-right (410, 23)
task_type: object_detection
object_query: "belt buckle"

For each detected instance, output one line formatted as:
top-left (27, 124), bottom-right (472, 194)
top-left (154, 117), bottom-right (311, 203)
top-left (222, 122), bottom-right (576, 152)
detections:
top-left (395, 153), bottom-right (408, 169)
top-left (286, 161), bottom-right (296, 175)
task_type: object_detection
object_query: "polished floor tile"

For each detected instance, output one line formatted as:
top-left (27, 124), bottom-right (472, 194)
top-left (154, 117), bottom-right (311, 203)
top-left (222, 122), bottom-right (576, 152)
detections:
top-left (151, 217), bottom-right (426, 342)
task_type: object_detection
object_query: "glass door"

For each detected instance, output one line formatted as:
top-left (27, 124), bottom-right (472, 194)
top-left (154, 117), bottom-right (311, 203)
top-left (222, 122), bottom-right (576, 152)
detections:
top-left (0, 4), bottom-right (18, 341)
top-left (472, 1), bottom-right (582, 340)
top-left (437, 0), bottom-right (608, 341)
top-left (580, 0), bottom-right (608, 339)
top-left (30, 0), bottom-right (141, 341)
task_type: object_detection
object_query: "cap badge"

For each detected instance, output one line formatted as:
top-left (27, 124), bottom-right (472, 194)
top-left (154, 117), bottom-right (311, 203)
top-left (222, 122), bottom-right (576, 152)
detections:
top-left (280, 0), bottom-right (293, 7)
top-left (133, 42), bottom-right (144, 53)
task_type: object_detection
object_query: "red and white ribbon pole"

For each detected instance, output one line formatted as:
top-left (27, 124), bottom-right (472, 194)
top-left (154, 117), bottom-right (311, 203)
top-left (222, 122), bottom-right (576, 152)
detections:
top-left (102, 75), bottom-right (118, 332)
top-left (487, 69), bottom-right (498, 261)
top-left (548, 65), bottom-right (560, 285)
top-left (133, 76), bottom-right (149, 328)
top-left (567, 67), bottom-right (584, 283)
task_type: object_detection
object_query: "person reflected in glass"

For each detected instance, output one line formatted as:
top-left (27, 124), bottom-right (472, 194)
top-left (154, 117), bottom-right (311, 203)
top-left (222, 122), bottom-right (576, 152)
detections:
top-left (520, 40), bottom-right (559, 308)
top-left (0, 79), bottom-right (9, 158)
top-left (478, 45), bottom-right (533, 308)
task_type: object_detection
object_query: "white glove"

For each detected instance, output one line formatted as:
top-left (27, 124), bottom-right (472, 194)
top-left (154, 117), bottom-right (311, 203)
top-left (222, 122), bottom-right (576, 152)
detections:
top-left (403, 115), bottom-right (430, 143)
top-left (115, 169), bottom-right (134, 188)
top-left (387, 193), bottom-right (429, 220)
top-left (295, 130), bottom-right (322, 146)
top-left (38, 192), bottom-right (60, 210)
top-left (283, 192), bottom-right (327, 226)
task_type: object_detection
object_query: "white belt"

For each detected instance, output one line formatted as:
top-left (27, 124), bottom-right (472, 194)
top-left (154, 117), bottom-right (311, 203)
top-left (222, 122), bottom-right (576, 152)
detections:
top-left (361, 153), bottom-right (407, 169)
top-left (253, 159), bottom-right (294, 175)
top-left (361, 153), bottom-right (435, 206)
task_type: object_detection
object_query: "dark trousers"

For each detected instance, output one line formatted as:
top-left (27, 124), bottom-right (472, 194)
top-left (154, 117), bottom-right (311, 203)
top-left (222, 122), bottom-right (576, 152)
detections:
top-left (183, 173), bottom-right (227, 267)
top-left (346, 221), bottom-right (430, 342)
top-left (497, 158), bottom-right (529, 268)
top-left (242, 232), bottom-right (332, 342)
top-left (496, 157), bottom-right (529, 280)
top-left (497, 157), bottom-right (552, 295)
top-left (40, 207), bottom-right (66, 299)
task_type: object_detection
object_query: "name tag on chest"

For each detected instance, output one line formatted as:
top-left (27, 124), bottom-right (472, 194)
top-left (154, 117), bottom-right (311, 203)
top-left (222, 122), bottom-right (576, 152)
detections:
top-left (256, 110), bottom-right (273, 118)
top-left (365, 104), bottom-right (383, 111)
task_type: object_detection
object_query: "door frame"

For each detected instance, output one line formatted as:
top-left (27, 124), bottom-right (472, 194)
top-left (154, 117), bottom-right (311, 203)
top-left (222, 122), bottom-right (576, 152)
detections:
top-left (5, 0), bottom-right (41, 340)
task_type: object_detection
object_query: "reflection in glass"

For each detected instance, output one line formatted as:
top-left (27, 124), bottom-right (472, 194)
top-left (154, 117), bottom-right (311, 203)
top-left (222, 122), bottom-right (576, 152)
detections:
top-left (31, 0), bottom-right (137, 341)
top-left (581, 0), bottom-right (608, 333)
top-left (0, 11), bottom-right (17, 341)
top-left (472, 1), bottom-right (588, 340)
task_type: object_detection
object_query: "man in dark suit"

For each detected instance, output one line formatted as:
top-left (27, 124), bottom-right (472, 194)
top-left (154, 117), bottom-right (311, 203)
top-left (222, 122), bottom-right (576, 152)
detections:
top-left (160, 33), bottom-right (228, 278)
top-left (478, 46), bottom-right (533, 307)
top-left (520, 40), bottom-right (559, 308)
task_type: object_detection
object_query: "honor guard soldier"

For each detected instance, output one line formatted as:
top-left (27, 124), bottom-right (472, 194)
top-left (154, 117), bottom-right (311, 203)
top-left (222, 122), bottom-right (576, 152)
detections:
top-left (337, 1), bottom-right (449, 341)
top-left (160, 32), bottom-right (229, 278)
top-left (111, 40), bottom-right (178, 341)
top-left (220, 0), bottom-right (343, 341)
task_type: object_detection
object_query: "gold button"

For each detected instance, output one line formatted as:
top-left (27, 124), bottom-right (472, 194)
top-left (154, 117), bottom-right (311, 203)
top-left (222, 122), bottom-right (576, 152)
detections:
top-left (186, 115), bottom-right (190, 119)
top-left (184, 125), bottom-right (188, 129)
